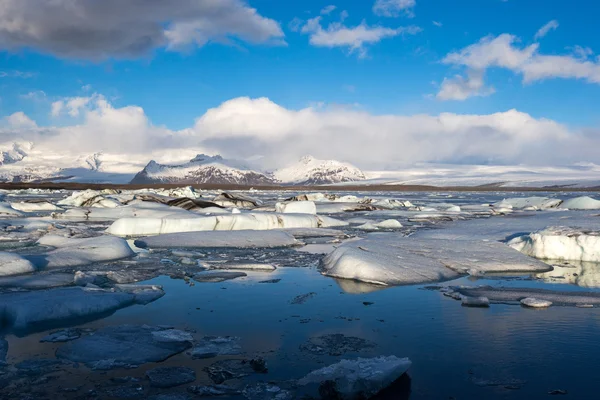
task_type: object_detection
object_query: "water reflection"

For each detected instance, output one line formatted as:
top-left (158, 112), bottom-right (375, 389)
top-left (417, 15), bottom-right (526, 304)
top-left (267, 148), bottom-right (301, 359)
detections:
top-left (334, 278), bottom-right (390, 294)
top-left (535, 261), bottom-right (600, 288)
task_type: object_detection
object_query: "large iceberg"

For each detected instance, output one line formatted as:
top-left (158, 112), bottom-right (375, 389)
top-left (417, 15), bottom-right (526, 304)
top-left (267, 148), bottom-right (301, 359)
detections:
top-left (134, 230), bottom-right (300, 249)
top-left (298, 356), bottom-right (412, 399)
top-left (106, 213), bottom-right (348, 236)
top-left (508, 227), bottom-right (600, 262)
top-left (558, 196), bottom-right (600, 210)
top-left (492, 197), bottom-right (562, 210)
top-left (322, 234), bottom-right (551, 286)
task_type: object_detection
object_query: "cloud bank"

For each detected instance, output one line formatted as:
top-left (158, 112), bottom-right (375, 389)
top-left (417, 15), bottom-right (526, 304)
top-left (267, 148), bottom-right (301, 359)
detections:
top-left (0, 0), bottom-right (284, 59)
top-left (2, 95), bottom-right (598, 169)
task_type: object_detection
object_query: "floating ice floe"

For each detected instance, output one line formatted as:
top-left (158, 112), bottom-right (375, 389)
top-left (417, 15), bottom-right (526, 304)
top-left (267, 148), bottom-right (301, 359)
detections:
top-left (461, 296), bottom-right (490, 308)
top-left (356, 219), bottom-right (403, 231)
top-left (134, 230), bottom-right (300, 249)
top-left (279, 227), bottom-right (346, 238)
top-left (0, 203), bottom-right (24, 217)
top-left (209, 263), bottom-right (276, 271)
top-left (520, 297), bottom-right (553, 308)
top-left (193, 271), bottom-right (247, 282)
top-left (0, 286), bottom-right (164, 330)
top-left (493, 197), bottom-right (562, 210)
top-left (0, 273), bottom-right (74, 289)
top-left (146, 366), bottom-right (196, 388)
top-left (298, 356), bottom-right (412, 399)
top-left (275, 201), bottom-right (316, 215)
top-left (190, 336), bottom-right (242, 359)
top-left (56, 324), bottom-right (191, 369)
top-left (453, 286), bottom-right (600, 307)
top-left (106, 213), bottom-right (348, 236)
top-left (507, 227), bottom-right (600, 262)
top-left (315, 202), bottom-right (378, 213)
top-left (30, 235), bottom-right (135, 268)
top-left (10, 200), bottom-right (62, 212)
top-left (40, 328), bottom-right (82, 343)
top-left (0, 252), bottom-right (37, 276)
top-left (558, 196), bottom-right (600, 210)
top-left (53, 202), bottom-right (200, 221)
top-left (243, 383), bottom-right (292, 400)
top-left (321, 234), bottom-right (550, 286)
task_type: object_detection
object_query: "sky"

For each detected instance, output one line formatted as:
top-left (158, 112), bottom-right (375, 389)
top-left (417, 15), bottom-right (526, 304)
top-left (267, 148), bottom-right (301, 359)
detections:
top-left (0, 0), bottom-right (599, 169)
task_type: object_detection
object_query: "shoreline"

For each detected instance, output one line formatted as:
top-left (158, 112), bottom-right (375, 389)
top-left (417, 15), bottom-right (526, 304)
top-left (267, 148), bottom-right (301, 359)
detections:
top-left (1, 182), bottom-right (599, 192)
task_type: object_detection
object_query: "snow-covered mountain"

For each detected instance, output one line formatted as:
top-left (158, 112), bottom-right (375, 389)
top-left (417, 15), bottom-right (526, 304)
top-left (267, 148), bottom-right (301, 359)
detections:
top-left (274, 156), bottom-right (367, 185)
top-left (0, 142), bottom-right (144, 183)
top-left (130, 154), bottom-right (276, 185)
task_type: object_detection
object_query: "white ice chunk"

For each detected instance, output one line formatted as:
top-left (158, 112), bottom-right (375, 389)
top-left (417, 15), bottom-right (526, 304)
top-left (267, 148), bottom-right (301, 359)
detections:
top-left (356, 222), bottom-right (379, 231)
top-left (558, 196), bottom-right (600, 210)
top-left (134, 230), bottom-right (299, 249)
top-left (508, 227), bottom-right (600, 262)
top-left (53, 202), bottom-right (198, 221)
top-left (298, 356), bottom-right (412, 399)
top-left (520, 297), bottom-right (552, 308)
top-left (0, 252), bottom-right (36, 276)
top-left (322, 234), bottom-right (551, 286)
top-left (10, 201), bottom-right (62, 212)
top-left (376, 219), bottom-right (403, 229)
top-left (275, 201), bottom-right (317, 215)
top-left (34, 235), bottom-right (135, 268)
top-left (107, 213), bottom-right (347, 236)
top-left (493, 197), bottom-right (562, 210)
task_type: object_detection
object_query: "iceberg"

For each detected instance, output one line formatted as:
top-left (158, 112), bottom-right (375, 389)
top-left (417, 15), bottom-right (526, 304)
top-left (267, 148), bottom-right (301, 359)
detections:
top-left (558, 196), bottom-right (600, 210)
top-left (134, 230), bottom-right (299, 249)
top-left (508, 227), bottom-right (600, 262)
top-left (298, 356), bottom-right (412, 399)
top-left (31, 235), bottom-right (135, 268)
top-left (275, 201), bottom-right (317, 215)
top-left (321, 234), bottom-right (550, 286)
top-left (0, 202), bottom-right (23, 217)
top-left (106, 213), bottom-right (347, 236)
top-left (493, 197), bottom-right (562, 210)
top-left (10, 200), bottom-right (62, 212)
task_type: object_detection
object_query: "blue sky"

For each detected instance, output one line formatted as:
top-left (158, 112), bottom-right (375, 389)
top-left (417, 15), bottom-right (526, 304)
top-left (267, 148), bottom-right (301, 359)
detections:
top-left (0, 0), bottom-right (599, 167)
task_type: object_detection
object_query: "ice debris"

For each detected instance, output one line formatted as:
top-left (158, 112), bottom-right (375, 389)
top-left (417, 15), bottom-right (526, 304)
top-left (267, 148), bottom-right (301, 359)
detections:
top-left (520, 297), bottom-right (553, 308)
top-left (146, 366), bottom-right (196, 388)
top-left (190, 336), bottom-right (242, 359)
top-left (275, 201), bottom-right (317, 215)
top-left (454, 286), bottom-right (600, 307)
top-left (298, 356), bottom-right (412, 399)
top-left (56, 325), bottom-right (192, 369)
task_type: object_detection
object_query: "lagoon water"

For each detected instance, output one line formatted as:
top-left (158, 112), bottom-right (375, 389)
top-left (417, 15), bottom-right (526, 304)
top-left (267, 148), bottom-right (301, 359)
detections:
top-left (1, 190), bottom-right (600, 399)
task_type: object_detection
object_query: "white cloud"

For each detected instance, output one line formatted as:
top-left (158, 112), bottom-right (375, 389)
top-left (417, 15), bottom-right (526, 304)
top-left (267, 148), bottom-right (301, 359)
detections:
top-left (4, 112), bottom-right (37, 129)
top-left (534, 20), bottom-right (559, 40)
top-left (570, 45), bottom-right (593, 60)
top-left (0, 70), bottom-right (34, 78)
top-left (437, 70), bottom-right (495, 101)
top-left (51, 95), bottom-right (97, 117)
top-left (187, 97), bottom-right (593, 167)
top-left (288, 17), bottom-right (304, 33)
top-left (373, 0), bottom-right (416, 18)
top-left (0, 0), bottom-right (285, 59)
top-left (301, 16), bottom-right (421, 58)
top-left (20, 91), bottom-right (47, 101)
top-left (321, 5), bottom-right (337, 15)
top-left (439, 33), bottom-right (600, 98)
top-left (2, 95), bottom-right (599, 168)
top-left (433, 21), bottom-right (442, 27)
